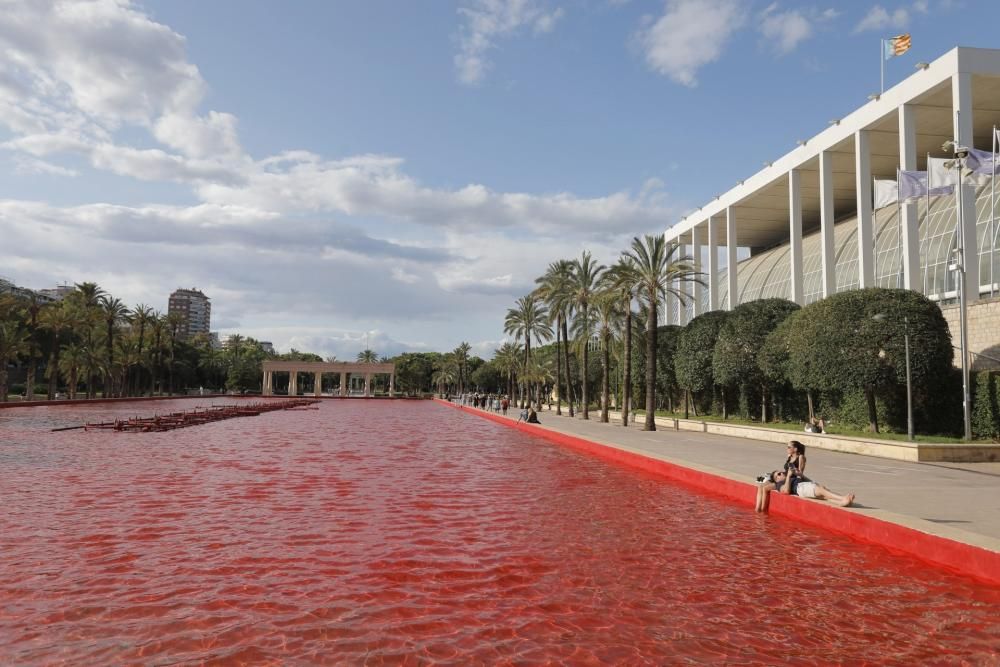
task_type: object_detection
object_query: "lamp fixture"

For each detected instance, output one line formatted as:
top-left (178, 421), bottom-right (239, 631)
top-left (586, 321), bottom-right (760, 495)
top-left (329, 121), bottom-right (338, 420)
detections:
top-left (915, 62), bottom-right (929, 70)
top-left (828, 119), bottom-right (840, 126)
top-left (867, 93), bottom-right (880, 101)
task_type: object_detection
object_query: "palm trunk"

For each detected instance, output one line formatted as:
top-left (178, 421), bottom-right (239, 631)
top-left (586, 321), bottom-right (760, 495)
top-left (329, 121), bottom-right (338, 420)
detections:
top-left (865, 385), bottom-right (879, 433)
top-left (600, 329), bottom-right (610, 423)
top-left (581, 304), bottom-right (590, 420)
top-left (761, 383), bottom-right (768, 423)
top-left (555, 316), bottom-right (563, 416)
top-left (47, 337), bottom-right (60, 400)
top-left (684, 388), bottom-right (690, 419)
top-left (69, 369), bottom-right (78, 399)
top-left (562, 317), bottom-right (575, 417)
top-left (25, 358), bottom-right (35, 400)
top-left (0, 367), bottom-right (8, 402)
top-left (806, 391), bottom-right (814, 420)
top-left (622, 301), bottom-right (632, 427)
top-left (644, 297), bottom-right (657, 431)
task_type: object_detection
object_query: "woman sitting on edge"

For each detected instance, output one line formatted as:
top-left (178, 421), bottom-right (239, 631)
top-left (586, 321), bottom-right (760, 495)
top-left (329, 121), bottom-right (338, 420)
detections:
top-left (754, 441), bottom-right (808, 512)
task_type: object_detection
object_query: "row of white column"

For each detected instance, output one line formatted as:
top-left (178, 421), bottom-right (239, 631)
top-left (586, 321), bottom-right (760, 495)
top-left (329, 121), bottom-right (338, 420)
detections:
top-left (262, 371), bottom-right (395, 397)
top-left (668, 72), bottom-right (978, 325)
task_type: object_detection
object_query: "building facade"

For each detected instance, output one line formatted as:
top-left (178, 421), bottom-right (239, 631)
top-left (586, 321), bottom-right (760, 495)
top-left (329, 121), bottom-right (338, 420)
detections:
top-left (663, 47), bottom-right (1000, 365)
top-left (168, 288), bottom-right (211, 338)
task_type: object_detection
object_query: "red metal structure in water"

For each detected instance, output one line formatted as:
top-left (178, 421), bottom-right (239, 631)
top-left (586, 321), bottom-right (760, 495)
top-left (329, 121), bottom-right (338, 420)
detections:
top-left (73, 399), bottom-right (319, 432)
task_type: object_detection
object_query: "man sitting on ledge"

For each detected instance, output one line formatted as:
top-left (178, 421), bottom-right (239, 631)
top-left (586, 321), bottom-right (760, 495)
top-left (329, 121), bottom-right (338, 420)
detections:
top-left (773, 468), bottom-right (854, 507)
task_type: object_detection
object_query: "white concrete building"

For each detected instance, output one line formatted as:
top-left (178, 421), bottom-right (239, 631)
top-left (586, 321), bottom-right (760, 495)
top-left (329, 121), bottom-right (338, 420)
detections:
top-left (664, 47), bottom-right (1000, 324)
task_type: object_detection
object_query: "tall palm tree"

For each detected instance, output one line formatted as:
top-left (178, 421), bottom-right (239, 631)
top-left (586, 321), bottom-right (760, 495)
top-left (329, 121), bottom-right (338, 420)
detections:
top-left (493, 341), bottom-right (521, 399)
top-left (622, 234), bottom-right (701, 431)
top-left (592, 290), bottom-right (624, 423)
top-left (130, 304), bottom-right (153, 396)
top-left (357, 349), bottom-right (378, 363)
top-left (23, 295), bottom-right (42, 400)
top-left (100, 296), bottom-right (129, 397)
top-left (432, 353), bottom-right (459, 396)
top-left (165, 312), bottom-right (184, 395)
top-left (570, 251), bottom-right (605, 419)
top-left (39, 303), bottom-right (73, 400)
top-left (59, 342), bottom-right (87, 399)
top-left (604, 258), bottom-right (639, 427)
top-left (453, 342), bottom-right (472, 394)
top-left (149, 311), bottom-right (165, 395)
top-left (504, 295), bottom-right (552, 408)
top-left (66, 284), bottom-right (103, 397)
top-left (0, 320), bottom-right (29, 402)
top-left (534, 259), bottom-right (575, 416)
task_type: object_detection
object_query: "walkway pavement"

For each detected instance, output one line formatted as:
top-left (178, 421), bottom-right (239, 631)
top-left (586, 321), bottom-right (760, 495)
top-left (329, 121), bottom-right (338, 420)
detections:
top-left (448, 402), bottom-right (1000, 557)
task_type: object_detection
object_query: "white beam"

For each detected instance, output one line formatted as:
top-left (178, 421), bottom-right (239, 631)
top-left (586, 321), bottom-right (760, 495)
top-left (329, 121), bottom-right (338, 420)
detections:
top-left (819, 150), bottom-right (836, 297)
top-left (726, 206), bottom-right (738, 309)
top-left (898, 103), bottom-right (920, 291)
top-left (855, 130), bottom-right (875, 287)
top-left (707, 217), bottom-right (719, 310)
top-left (789, 169), bottom-right (804, 304)
top-left (691, 227), bottom-right (703, 315)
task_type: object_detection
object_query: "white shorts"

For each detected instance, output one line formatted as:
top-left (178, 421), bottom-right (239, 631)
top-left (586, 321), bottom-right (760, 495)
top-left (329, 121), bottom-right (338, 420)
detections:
top-left (796, 482), bottom-right (818, 499)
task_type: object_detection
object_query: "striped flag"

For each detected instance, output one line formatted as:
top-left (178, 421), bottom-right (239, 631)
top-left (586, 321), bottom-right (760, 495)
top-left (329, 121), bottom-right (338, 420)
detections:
top-left (884, 34), bottom-right (911, 60)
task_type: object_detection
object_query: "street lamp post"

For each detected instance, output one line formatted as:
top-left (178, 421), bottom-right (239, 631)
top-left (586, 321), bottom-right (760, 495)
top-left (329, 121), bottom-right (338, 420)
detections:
top-left (873, 313), bottom-right (914, 441)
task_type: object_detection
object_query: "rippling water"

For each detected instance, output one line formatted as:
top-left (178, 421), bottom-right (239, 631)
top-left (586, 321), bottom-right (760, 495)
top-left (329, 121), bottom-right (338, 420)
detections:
top-left (1, 398), bottom-right (998, 664)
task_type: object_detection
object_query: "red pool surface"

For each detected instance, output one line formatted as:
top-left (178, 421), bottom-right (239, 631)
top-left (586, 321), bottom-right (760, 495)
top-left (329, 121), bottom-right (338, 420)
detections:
top-left (1, 398), bottom-right (998, 664)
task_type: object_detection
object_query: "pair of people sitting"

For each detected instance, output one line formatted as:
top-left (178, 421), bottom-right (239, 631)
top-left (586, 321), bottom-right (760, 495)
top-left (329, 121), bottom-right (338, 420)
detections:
top-left (517, 407), bottom-right (540, 424)
top-left (754, 440), bottom-right (855, 512)
top-left (804, 416), bottom-right (825, 433)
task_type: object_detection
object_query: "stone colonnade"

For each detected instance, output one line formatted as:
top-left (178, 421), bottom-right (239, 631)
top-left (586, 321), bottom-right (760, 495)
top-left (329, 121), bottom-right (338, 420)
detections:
top-left (261, 361), bottom-right (396, 397)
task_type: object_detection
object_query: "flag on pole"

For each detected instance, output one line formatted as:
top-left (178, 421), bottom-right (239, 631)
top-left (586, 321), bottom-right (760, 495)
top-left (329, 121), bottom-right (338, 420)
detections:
top-left (928, 157), bottom-right (959, 189)
top-left (964, 147), bottom-right (999, 184)
top-left (884, 34), bottom-right (911, 59)
top-left (874, 179), bottom-right (898, 209)
top-left (899, 169), bottom-right (953, 201)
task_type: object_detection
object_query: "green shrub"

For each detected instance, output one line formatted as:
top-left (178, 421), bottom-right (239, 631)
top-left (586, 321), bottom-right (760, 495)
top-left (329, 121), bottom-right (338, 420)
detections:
top-left (972, 371), bottom-right (1000, 440)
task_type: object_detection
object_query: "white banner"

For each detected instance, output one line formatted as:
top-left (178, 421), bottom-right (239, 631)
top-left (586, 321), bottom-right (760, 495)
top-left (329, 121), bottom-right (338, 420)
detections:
top-left (874, 179), bottom-right (898, 209)
top-left (927, 157), bottom-right (959, 189)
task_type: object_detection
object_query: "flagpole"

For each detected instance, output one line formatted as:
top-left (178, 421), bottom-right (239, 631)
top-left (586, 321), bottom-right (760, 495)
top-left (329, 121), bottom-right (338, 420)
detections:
top-left (880, 39), bottom-right (885, 94)
top-left (992, 125), bottom-right (997, 296)
top-left (924, 152), bottom-right (930, 296)
top-left (897, 167), bottom-right (903, 287)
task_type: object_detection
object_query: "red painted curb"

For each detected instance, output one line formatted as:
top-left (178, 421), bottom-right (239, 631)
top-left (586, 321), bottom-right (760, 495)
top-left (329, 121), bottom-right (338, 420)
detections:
top-left (436, 399), bottom-right (1000, 587)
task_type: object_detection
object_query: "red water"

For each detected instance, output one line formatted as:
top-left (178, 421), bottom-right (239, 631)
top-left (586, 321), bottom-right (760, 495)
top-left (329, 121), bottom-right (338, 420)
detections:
top-left (1, 399), bottom-right (998, 665)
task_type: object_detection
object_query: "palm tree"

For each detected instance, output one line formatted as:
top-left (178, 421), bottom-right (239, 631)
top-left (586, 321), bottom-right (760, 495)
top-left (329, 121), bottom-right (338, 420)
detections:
top-left (453, 342), bottom-right (472, 394)
top-left (100, 296), bottom-right (129, 397)
top-left (39, 303), bottom-right (73, 400)
top-left (493, 341), bottom-right (521, 399)
top-left (570, 251), bottom-right (605, 419)
top-left (0, 320), bottom-right (29, 402)
top-left (149, 311), bottom-right (165, 395)
top-left (432, 353), bottom-right (459, 396)
top-left (129, 304), bottom-right (153, 396)
top-left (58, 343), bottom-right (87, 399)
top-left (604, 258), bottom-right (639, 426)
top-left (621, 234), bottom-right (701, 431)
top-left (592, 290), bottom-right (623, 423)
top-left (504, 295), bottom-right (552, 407)
top-left (357, 349), bottom-right (378, 363)
top-left (534, 260), bottom-right (575, 416)
top-left (23, 295), bottom-right (43, 400)
top-left (165, 312), bottom-right (184, 394)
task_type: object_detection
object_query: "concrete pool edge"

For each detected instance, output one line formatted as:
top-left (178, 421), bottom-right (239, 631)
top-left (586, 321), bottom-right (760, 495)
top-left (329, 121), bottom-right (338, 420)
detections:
top-left (435, 400), bottom-right (1000, 587)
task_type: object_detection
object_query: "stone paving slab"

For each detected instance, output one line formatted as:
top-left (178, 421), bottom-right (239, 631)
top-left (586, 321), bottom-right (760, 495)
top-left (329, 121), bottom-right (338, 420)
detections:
top-left (447, 402), bottom-right (1000, 555)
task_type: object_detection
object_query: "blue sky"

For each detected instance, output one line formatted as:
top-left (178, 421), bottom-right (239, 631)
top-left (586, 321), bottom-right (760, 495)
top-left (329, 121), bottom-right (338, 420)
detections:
top-left (2, 0), bottom-right (998, 359)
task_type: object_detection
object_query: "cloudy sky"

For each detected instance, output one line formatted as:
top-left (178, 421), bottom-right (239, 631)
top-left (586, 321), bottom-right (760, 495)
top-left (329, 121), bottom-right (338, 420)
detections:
top-left (2, 0), bottom-right (997, 359)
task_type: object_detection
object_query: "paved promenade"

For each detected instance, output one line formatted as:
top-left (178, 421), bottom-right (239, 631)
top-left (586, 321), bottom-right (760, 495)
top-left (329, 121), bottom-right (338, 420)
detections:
top-left (443, 400), bottom-right (1000, 573)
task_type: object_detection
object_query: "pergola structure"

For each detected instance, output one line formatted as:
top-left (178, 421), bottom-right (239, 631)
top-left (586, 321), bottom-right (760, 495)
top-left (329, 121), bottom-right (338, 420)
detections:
top-left (262, 361), bottom-right (395, 397)
top-left (664, 46), bottom-right (1000, 322)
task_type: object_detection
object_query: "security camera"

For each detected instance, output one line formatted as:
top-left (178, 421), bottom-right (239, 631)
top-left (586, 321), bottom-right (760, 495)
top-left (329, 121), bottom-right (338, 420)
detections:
top-left (955, 146), bottom-right (970, 159)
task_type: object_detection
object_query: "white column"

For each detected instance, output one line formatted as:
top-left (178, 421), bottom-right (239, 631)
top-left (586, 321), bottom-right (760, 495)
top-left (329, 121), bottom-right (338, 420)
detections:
top-left (691, 226), bottom-right (703, 316)
top-left (675, 275), bottom-right (686, 325)
top-left (314, 372), bottom-right (322, 397)
top-left (364, 373), bottom-right (372, 397)
top-left (389, 374), bottom-right (395, 397)
top-left (789, 169), bottom-right (804, 304)
top-left (289, 370), bottom-right (298, 396)
top-left (898, 104), bottom-right (920, 291)
top-left (953, 71), bottom-right (979, 294)
top-left (855, 130), bottom-right (875, 287)
top-left (726, 206), bottom-right (738, 309)
top-left (262, 370), bottom-right (270, 396)
top-left (819, 150), bottom-right (836, 297)
top-left (340, 372), bottom-right (347, 397)
top-left (707, 216), bottom-right (719, 310)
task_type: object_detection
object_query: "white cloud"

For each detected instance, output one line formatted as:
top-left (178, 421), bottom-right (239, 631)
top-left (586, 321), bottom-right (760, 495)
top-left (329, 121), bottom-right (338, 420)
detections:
top-left (758, 5), bottom-right (812, 55)
top-left (854, 5), bottom-right (910, 33)
top-left (637, 0), bottom-right (746, 86)
top-left (455, 0), bottom-right (565, 85)
top-left (13, 156), bottom-right (78, 177)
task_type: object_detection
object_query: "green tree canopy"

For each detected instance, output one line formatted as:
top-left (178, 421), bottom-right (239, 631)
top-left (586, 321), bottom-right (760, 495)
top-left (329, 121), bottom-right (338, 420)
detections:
top-left (675, 310), bottom-right (730, 396)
